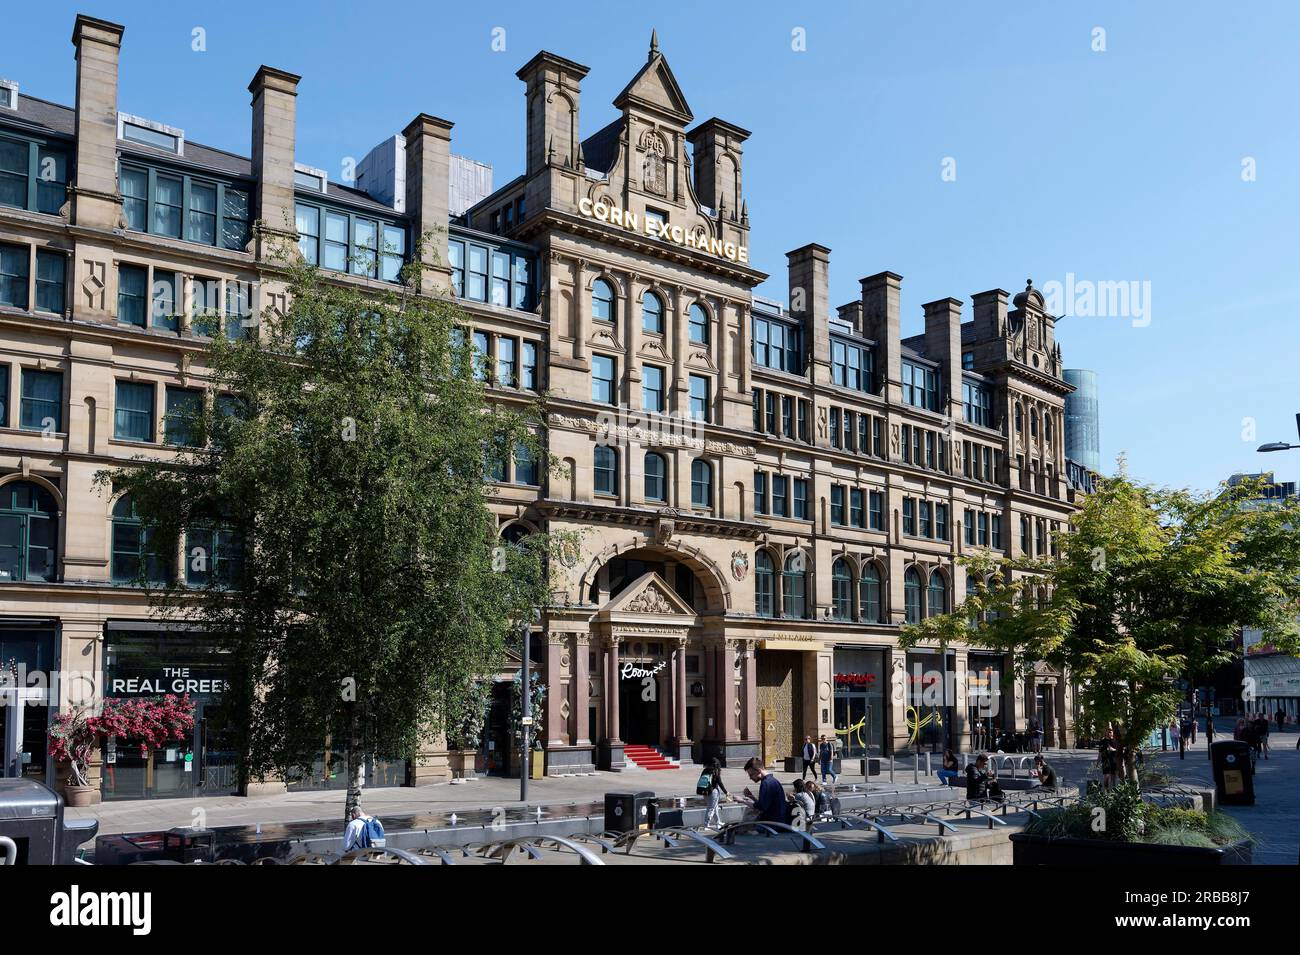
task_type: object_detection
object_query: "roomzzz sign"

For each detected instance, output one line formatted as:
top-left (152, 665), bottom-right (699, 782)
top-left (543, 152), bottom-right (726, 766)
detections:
top-left (577, 197), bottom-right (749, 264)
top-left (620, 661), bottom-right (667, 680)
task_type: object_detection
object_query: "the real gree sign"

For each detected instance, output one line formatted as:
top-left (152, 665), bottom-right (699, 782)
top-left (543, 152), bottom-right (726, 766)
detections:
top-left (577, 197), bottom-right (749, 265)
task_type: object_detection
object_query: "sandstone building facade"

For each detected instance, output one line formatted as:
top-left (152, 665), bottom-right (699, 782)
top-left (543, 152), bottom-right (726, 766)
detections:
top-left (0, 16), bottom-right (1082, 797)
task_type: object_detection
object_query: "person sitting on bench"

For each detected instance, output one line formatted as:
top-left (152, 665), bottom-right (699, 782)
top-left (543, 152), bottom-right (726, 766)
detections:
top-left (965, 753), bottom-right (1004, 802)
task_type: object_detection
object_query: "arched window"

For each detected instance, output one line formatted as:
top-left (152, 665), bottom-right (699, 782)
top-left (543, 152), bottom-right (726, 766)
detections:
top-left (1045, 415), bottom-right (1054, 443)
top-left (644, 452), bottom-right (666, 502)
top-left (594, 445), bottom-right (617, 497)
top-left (112, 494), bottom-right (170, 585)
top-left (591, 278), bottom-right (615, 324)
top-left (904, 568), bottom-right (922, 624)
top-left (782, 551), bottom-right (807, 619)
top-left (688, 303), bottom-right (709, 344)
top-left (831, 558), bottom-right (852, 621)
top-left (927, 570), bottom-right (947, 617)
top-left (501, 522), bottom-right (530, 545)
top-left (641, 292), bottom-right (664, 334)
top-left (859, 563), bottom-right (882, 623)
top-left (755, 550), bottom-right (775, 618)
top-left (1030, 410), bottom-right (1039, 437)
top-left (0, 481), bottom-right (58, 583)
top-left (690, 459), bottom-right (712, 509)
top-left (1014, 404), bottom-right (1023, 433)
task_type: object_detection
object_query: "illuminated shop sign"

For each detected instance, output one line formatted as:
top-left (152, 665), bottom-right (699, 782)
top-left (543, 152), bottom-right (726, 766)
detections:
top-left (620, 661), bottom-right (667, 680)
top-left (833, 673), bottom-right (877, 687)
top-left (577, 197), bottom-right (749, 264)
top-left (110, 667), bottom-right (228, 697)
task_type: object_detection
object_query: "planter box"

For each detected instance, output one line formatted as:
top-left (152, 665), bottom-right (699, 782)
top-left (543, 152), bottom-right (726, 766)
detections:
top-left (1010, 833), bottom-right (1252, 866)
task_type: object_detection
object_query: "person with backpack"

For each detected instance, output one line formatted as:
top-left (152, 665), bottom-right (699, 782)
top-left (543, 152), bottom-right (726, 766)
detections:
top-left (697, 757), bottom-right (728, 829)
top-left (342, 805), bottom-right (386, 852)
top-left (817, 735), bottom-right (838, 787)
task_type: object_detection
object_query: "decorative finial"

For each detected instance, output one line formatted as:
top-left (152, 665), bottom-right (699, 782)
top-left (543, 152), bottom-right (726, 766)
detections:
top-left (650, 29), bottom-right (659, 59)
top-left (1026, 278), bottom-right (1033, 289)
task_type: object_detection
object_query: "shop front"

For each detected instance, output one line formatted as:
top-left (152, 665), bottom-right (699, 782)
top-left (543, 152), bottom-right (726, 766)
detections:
top-left (832, 647), bottom-right (886, 757)
top-left (967, 652), bottom-right (1005, 752)
top-left (905, 648), bottom-right (955, 753)
top-left (102, 623), bottom-right (239, 801)
top-left (0, 620), bottom-right (57, 785)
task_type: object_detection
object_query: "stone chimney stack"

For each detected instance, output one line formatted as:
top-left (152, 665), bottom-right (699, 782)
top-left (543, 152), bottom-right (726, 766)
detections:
top-left (922, 297), bottom-right (965, 422)
top-left (971, 288), bottom-right (1009, 342)
top-left (686, 118), bottom-right (749, 218)
top-left (861, 271), bottom-right (903, 401)
top-left (70, 15), bottom-right (125, 230)
top-left (248, 65), bottom-right (301, 260)
top-left (516, 51), bottom-right (588, 219)
top-left (786, 244), bottom-right (831, 379)
top-left (403, 113), bottom-right (455, 295)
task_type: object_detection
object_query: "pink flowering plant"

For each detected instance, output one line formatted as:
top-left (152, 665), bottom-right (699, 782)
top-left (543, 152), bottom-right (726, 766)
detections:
top-left (47, 694), bottom-right (196, 786)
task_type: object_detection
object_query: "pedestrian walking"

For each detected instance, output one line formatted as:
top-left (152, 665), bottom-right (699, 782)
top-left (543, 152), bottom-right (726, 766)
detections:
top-left (342, 805), bottom-right (385, 852)
top-left (1276, 708), bottom-right (1287, 734)
top-left (817, 734), bottom-right (838, 787)
top-left (697, 757), bottom-right (729, 829)
top-left (1169, 719), bottom-right (1183, 760)
top-left (1098, 725), bottom-right (1119, 789)
top-left (1028, 716), bottom-right (1043, 754)
top-left (1254, 714), bottom-right (1270, 759)
top-left (800, 735), bottom-right (817, 780)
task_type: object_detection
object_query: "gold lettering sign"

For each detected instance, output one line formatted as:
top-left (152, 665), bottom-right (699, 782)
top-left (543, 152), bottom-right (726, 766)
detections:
top-left (578, 197), bottom-right (749, 265)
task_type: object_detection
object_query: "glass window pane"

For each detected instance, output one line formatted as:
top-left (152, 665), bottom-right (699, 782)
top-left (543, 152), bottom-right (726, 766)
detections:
top-left (20, 369), bottom-right (62, 432)
top-left (0, 243), bottom-right (29, 309)
top-left (187, 182), bottom-right (217, 245)
top-left (35, 251), bottom-right (65, 314)
top-left (0, 138), bottom-right (27, 209)
top-left (114, 380), bottom-right (154, 441)
top-left (352, 218), bottom-right (377, 276)
top-left (152, 175), bottom-right (182, 237)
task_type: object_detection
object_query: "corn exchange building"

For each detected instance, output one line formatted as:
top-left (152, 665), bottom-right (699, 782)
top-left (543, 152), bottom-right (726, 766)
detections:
top-left (0, 16), bottom-right (1085, 799)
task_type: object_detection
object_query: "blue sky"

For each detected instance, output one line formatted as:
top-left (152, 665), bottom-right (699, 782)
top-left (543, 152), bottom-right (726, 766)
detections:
top-left (7, 1), bottom-right (1299, 492)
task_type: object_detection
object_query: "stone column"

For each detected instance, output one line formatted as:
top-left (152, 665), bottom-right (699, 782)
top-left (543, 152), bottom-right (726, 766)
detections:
top-left (674, 637), bottom-right (691, 761)
top-left (605, 637), bottom-right (621, 743)
top-left (719, 640), bottom-right (738, 744)
top-left (741, 640), bottom-right (757, 742)
top-left (670, 285), bottom-right (687, 413)
top-left (572, 634), bottom-right (591, 746)
top-left (626, 271), bottom-right (642, 412)
top-left (545, 634), bottom-right (565, 748)
top-left (952, 647), bottom-right (970, 751)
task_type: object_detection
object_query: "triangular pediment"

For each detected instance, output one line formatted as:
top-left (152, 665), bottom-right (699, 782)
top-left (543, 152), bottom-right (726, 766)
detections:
top-left (614, 53), bottom-right (693, 125)
top-left (601, 571), bottom-right (696, 616)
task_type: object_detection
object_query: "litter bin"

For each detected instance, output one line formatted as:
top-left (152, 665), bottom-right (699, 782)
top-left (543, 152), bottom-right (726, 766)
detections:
top-left (0, 778), bottom-right (100, 865)
top-left (1210, 740), bottom-right (1255, 806)
top-left (604, 791), bottom-right (656, 833)
top-left (163, 827), bottom-right (216, 864)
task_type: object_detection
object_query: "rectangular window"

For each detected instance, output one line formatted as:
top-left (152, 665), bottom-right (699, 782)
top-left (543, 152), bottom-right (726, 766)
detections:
top-left (117, 264), bottom-right (148, 327)
top-left (869, 490), bottom-right (884, 530)
top-left (511, 255), bottom-right (530, 308)
top-left (0, 242), bottom-right (29, 309)
top-left (296, 202), bottom-right (320, 264)
top-left (522, 341), bottom-right (538, 391)
top-left (164, 386), bottom-right (202, 446)
top-left (490, 249), bottom-right (510, 307)
top-left (753, 390), bottom-right (762, 431)
top-left (858, 415), bottom-right (869, 456)
top-left (149, 270), bottom-right (178, 332)
top-left (0, 135), bottom-right (68, 215)
top-left (872, 417), bottom-right (883, 457)
top-left (223, 281), bottom-right (250, 340)
top-left (842, 410), bottom-right (853, 450)
top-left (592, 355), bottom-right (616, 405)
top-left (643, 365), bottom-right (665, 413)
top-left (496, 337), bottom-right (517, 388)
top-left (902, 361), bottom-right (939, 411)
top-left (850, 489), bottom-right (864, 528)
top-left (754, 471), bottom-right (768, 516)
top-left (0, 365), bottom-right (7, 427)
top-left (831, 337), bottom-right (871, 392)
top-left (351, 218), bottom-right (378, 278)
top-left (919, 500), bottom-right (932, 538)
top-left (925, 431), bottom-right (936, 469)
top-left (20, 368), bottom-right (62, 432)
top-left (965, 510), bottom-right (976, 545)
top-left (830, 407), bottom-right (841, 449)
top-left (983, 446), bottom-right (993, 483)
top-left (688, 375), bottom-right (710, 422)
top-left (991, 514), bottom-right (1003, 550)
top-left (793, 478), bottom-right (808, 520)
top-left (466, 243), bottom-right (488, 300)
top-left (324, 210), bottom-right (349, 271)
top-left (978, 512), bottom-right (990, 546)
top-left (513, 443), bottom-right (539, 486)
top-left (902, 497), bottom-right (915, 536)
top-left (35, 251), bottom-right (65, 314)
top-left (936, 503), bottom-right (948, 541)
top-left (152, 174), bottom-right (183, 237)
top-left (447, 240), bottom-right (465, 296)
top-left (472, 331), bottom-right (490, 382)
top-left (781, 396), bottom-right (794, 438)
top-left (901, 424), bottom-right (911, 464)
top-left (114, 380), bottom-right (155, 442)
top-left (121, 167), bottom-right (148, 231)
top-left (765, 392), bottom-right (777, 434)
top-left (772, 475), bottom-right (789, 518)
top-left (830, 485), bottom-right (845, 526)
top-left (222, 189), bottom-right (250, 251)
top-left (798, 400), bottom-right (809, 443)
top-left (186, 181), bottom-right (217, 245)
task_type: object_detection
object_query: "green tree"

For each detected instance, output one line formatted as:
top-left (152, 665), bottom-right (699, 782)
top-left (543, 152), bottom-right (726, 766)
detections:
top-left (99, 248), bottom-right (564, 821)
top-left (900, 463), bottom-right (1300, 783)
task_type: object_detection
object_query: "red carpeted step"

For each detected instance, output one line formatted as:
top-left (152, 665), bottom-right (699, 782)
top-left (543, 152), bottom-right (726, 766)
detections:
top-left (623, 745), bottom-right (676, 770)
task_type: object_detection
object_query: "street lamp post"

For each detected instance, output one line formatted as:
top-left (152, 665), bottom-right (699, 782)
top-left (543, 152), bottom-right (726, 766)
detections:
top-left (1255, 413), bottom-right (1300, 453)
top-left (519, 607), bottom-right (540, 803)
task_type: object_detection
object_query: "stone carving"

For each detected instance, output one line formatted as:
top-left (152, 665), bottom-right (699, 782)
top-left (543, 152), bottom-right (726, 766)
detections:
top-left (816, 406), bottom-right (828, 439)
top-left (654, 516), bottom-right (675, 545)
top-left (641, 130), bottom-right (667, 196)
top-left (730, 550), bottom-right (749, 581)
top-left (890, 423), bottom-right (901, 456)
top-left (81, 260), bottom-right (106, 311)
top-left (627, 583), bottom-right (675, 614)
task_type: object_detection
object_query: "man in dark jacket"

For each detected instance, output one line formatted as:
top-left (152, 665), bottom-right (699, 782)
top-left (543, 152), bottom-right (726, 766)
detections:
top-left (742, 757), bottom-right (788, 824)
top-left (800, 736), bottom-right (817, 780)
top-left (965, 753), bottom-right (1004, 802)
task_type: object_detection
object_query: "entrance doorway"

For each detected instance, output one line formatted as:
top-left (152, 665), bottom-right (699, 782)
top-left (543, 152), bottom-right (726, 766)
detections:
top-left (618, 668), bottom-right (661, 745)
top-left (756, 650), bottom-right (804, 765)
top-left (1, 687), bottom-right (49, 781)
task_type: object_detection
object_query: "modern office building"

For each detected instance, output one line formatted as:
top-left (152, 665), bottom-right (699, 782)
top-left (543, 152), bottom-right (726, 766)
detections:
top-left (1232, 472), bottom-right (1300, 722)
top-left (0, 15), bottom-right (1084, 799)
top-left (1063, 368), bottom-right (1100, 474)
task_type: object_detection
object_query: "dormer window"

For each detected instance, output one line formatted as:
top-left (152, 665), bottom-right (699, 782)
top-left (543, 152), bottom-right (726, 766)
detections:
top-left (294, 164), bottom-right (327, 193)
top-left (0, 79), bottom-right (17, 111)
top-left (118, 114), bottom-right (184, 155)
top-left (645, 207), bottom-right (667, 230)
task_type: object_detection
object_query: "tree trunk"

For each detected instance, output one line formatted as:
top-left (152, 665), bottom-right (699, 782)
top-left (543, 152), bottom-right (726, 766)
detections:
top-left (344, 705), bottom-right (363, 825)
top-left (1120, 748), bottom-right (1140, 785)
